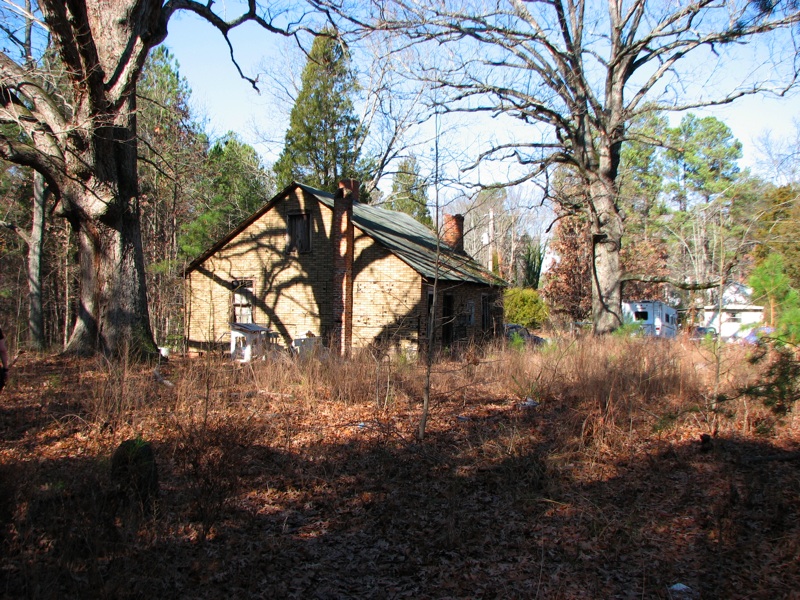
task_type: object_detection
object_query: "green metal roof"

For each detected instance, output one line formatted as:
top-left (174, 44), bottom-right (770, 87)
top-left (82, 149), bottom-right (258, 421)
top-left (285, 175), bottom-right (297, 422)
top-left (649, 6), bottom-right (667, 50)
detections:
top-left (298, 183), bottom-right (504, 286)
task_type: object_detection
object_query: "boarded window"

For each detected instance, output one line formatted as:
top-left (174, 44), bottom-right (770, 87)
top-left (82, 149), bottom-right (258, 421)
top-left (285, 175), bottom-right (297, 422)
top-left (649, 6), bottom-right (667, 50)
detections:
top-left (287, 213), bottom-right (311, 253)
top-left (232, 280), bottom-right (254, 324)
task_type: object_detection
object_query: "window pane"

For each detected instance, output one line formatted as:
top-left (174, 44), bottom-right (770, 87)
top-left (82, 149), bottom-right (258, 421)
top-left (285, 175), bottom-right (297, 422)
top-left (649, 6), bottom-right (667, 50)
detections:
top-left (232, 280), bottom-right (254, 324)
top-left (236, 305), bottom-right (253, 324)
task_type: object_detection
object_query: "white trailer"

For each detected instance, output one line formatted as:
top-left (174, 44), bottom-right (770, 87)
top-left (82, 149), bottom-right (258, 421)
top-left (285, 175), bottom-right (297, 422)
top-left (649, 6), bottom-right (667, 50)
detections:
top-left (622, 301), bottom-right (678, 338)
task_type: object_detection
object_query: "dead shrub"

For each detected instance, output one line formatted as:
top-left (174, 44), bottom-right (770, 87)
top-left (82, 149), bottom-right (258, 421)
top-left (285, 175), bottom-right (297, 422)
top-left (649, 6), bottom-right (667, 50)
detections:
top-left (165, 355), bottom-right (262, 540)
top-left (80, 355), bottom-right (165, 431)
top-left (83, 355), bottom-right (139, 426)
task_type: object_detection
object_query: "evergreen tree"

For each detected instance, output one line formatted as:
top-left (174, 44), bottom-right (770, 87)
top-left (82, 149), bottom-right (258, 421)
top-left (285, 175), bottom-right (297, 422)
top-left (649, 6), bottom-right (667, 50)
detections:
top-left (180, 133), bottom-right (274, 259)
top-left (754, 185), bottom-right (800, 291)
top-left (618, 111), bottom-right (669, 237)
top-left (749, 253), bottom-right (800, 343)
top-left (273, 32), bottom-right (366, 193)
top-left (750, 253), bottom-right (794, 328)
top-left (665, 114), bottom-right (743, 210)
top-left (616, 111), bottom-right (672, 302)
top-left (385, 156), bottom-right (432, 227)
top-left (138, 46), bottom-right (208, 347)
top-left (518, 235), bottom-right (547, 289)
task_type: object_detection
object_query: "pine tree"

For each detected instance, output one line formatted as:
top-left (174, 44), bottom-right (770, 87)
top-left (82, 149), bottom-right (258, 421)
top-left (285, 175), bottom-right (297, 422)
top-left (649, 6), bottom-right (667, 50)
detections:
top-left (273, 32), bottom-right (366, 193)
top-left (385, 156), bottom-right (432, 227)
top-left (180, 133), bottom-right (274, 259)
top-left (665, 114), bottom-right (743, 210)
top-left (754, 185), bottom-right (800, 291)
top-left (138, 47), bottom-right (209, 347)
top-left (618, 111), bottom-right (668, 238)
top-left (518, 235), bottom-right (546, 289)
top-left (749, 254), bottom-right (793, 328)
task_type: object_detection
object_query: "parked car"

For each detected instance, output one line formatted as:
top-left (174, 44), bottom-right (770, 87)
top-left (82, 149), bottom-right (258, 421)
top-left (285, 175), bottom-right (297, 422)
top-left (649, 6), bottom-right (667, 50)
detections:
top-left (504, 324), bottom-right (547, 347)
top-left (689, 326), bottom-right (718, 342)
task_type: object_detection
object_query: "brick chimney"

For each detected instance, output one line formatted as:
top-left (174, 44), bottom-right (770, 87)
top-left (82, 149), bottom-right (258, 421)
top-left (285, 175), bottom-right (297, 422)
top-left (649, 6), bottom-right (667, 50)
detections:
top-left (442, 213), bottom-right (465, 253)
top-left (331, 180), bottom-right (357, 356)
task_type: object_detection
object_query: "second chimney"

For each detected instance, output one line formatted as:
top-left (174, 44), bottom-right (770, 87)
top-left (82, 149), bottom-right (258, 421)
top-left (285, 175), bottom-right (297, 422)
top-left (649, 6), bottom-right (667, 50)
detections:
top-left (442, 213), bottom-right (465, 253)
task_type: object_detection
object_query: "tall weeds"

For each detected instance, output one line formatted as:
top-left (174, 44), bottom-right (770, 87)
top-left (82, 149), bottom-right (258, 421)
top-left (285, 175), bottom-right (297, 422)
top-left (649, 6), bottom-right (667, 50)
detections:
top-left (484, 336), bottom-right (743, 454)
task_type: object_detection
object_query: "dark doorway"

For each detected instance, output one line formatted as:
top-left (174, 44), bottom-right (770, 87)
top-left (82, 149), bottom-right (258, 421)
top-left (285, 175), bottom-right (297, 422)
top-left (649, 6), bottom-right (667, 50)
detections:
top-left (442, 293), bottom-right (454, 347)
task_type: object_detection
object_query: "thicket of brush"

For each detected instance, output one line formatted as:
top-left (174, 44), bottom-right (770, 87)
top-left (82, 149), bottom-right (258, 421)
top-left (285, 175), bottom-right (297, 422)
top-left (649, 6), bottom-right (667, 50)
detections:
top-left (1, 335), bottom-right (797, 597)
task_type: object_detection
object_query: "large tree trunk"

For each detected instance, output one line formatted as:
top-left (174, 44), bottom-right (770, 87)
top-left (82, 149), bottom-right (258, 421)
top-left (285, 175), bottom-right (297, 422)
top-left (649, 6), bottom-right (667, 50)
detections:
top-left (28, 172), bottom-right (46, 349)
top-left (65, 207), bottom-right (152, 356)
top-left (17, 0), bottom-right (163, 358)
top-left (62, 93), bottom-right (154, 357)
top-left (0, 0), bottom-right (303, 356)
top-left (589, 176), bottom-right (624, 335)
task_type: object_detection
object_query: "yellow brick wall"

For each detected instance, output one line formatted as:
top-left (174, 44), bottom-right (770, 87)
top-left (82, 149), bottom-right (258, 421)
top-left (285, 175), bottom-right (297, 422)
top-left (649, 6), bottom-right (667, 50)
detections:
top-left (186, 189), bottom-right (426, 352)
top-left (421, 281), bottom-right (503, 351)
top-left (186, 188), bottom-right (334, 349)
top-left (351, 231), bottom-right (424, 352)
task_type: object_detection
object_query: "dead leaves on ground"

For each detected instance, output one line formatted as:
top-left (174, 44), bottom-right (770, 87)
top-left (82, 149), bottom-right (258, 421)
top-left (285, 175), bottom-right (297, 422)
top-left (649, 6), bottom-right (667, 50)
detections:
top-left (0, 353), bottom-right (798, 599)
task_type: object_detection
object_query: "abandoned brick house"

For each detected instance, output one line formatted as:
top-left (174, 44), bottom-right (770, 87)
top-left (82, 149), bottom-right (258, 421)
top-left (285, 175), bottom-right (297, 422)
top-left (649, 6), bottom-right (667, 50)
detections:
top-left (183, 180), bottom-right (505, 355)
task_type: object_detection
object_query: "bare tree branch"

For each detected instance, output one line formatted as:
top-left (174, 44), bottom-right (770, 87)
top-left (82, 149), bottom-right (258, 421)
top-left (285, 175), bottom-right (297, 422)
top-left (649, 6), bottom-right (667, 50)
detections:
top-left (0, 218), bottom-right (30, 245)
top-left (620, 273), bottom-right (721, 291)
top-left (164, 0), bottom-right (321, 91)
top-left (340, 0), bottom-right (800, 332)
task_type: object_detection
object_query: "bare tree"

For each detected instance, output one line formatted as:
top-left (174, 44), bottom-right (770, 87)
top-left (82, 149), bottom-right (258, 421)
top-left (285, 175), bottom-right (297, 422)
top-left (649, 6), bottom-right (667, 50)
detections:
top-left (754, 118), bottom-right (800, 185)
top-left (0, 1), bottom-right (319, 356)
top-left (359, 0), bottom-right (800, 333)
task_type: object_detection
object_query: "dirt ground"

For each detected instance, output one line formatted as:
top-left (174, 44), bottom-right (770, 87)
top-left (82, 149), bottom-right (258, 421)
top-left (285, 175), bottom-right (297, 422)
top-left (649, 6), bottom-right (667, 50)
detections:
top-left (0, 351), bottom-right (798, 599)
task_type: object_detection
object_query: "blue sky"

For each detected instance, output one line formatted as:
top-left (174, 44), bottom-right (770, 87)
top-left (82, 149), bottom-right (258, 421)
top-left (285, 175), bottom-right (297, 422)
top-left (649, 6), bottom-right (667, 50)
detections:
top-left (163, 13), bottom-right (283, 158)
top-left (163, 11), bottom-right (800, 177)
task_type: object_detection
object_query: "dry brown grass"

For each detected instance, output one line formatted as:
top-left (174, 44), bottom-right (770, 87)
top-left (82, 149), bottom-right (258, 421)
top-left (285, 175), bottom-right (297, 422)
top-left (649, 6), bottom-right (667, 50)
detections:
top-left (0, 338), bottom-right (798, 598)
